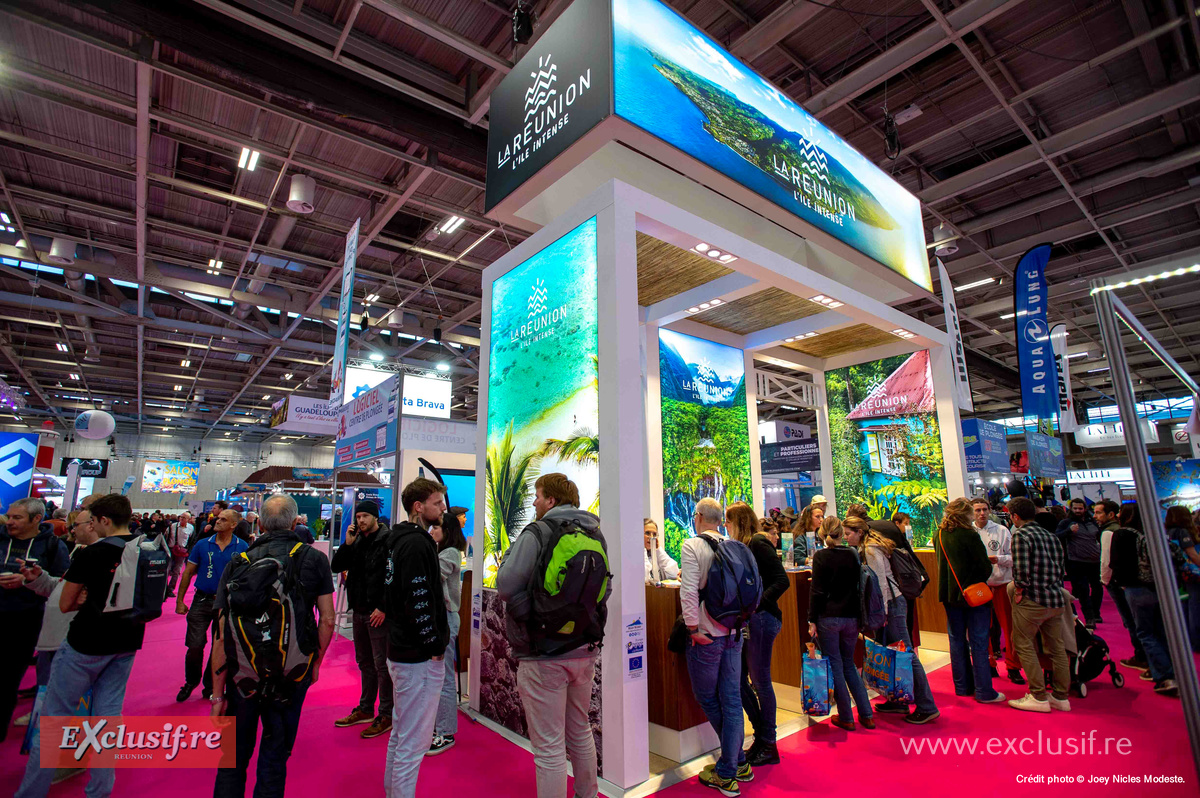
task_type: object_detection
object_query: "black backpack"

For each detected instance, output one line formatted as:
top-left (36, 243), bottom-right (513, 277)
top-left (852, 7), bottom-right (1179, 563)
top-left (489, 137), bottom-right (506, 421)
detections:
top-left (221, 536), bottom-right (319, 703)
top-left (889, 547), bottom-right (929, 600)
top-left (526, 517), bottom-right (612, 657)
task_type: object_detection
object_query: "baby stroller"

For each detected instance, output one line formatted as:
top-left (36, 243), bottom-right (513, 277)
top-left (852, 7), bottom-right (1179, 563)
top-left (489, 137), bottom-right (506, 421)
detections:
top-left (1037, 591), bottom-right (1123, 696)
top-left (1070, 611), bottom-right (1124, 696)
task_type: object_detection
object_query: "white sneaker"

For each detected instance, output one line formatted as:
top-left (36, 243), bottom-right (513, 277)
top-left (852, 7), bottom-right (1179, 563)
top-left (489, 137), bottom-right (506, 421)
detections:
top-left (1008, 694), bottom-right (1051, 713)
top-left (1048, 696), bottom-right (1071, 711)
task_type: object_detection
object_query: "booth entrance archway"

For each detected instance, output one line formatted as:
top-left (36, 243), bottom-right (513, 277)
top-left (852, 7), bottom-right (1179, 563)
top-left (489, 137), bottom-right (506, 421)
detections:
top-left (467, 0), bottom-right (970, 792)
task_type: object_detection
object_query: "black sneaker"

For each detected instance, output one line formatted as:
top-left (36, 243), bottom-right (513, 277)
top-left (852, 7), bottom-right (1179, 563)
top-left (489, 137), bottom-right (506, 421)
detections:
top-left (1007, 668), bottom-right (1026, 685)
top-left (426, 734), bottom-right (456, 756)
top-left (746, 742), bottom-right (779, 766)
top-left (176, 683), bottom-right (197, 703)
top-left (1120, 657), bottom-right (1149, 671)
top-left (1139, 671), bottom-right (1155, 682)
top-left (17, 685), bottom-right (38, 699)
top-left (904, 710), bottom-right (940, 725)
top-left (875, 700), bottom-right (909, 714)
top-left (989, 666), bottom-right (1000, 678)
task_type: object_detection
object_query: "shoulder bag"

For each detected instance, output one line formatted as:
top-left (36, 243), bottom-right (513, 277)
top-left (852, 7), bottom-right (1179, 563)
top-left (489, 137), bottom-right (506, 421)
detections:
top-left (939, 528), bottom-right (993, 607)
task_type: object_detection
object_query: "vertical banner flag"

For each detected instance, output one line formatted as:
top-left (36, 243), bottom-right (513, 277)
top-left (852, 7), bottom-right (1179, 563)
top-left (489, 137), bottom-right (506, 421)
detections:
top-left (329, 218), bottom-right (361, 409)
top-left (937, 258), bottom-right (973, 412)
top-left (1013, 244), bottom-right (1058, 428)
top-left (1050, 323), bottom-right (1078, 433)
top-left (0, 431), bottom-right (37, 510)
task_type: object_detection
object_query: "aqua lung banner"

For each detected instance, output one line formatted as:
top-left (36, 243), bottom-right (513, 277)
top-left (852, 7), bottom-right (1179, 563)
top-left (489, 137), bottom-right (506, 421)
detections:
top-left (1013, 244), bottom-right (1059, 424)
top-left (484, 0), bottom-right (613, 210)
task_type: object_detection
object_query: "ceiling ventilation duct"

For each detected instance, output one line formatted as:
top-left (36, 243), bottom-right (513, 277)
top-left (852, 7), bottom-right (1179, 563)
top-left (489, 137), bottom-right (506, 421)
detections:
top-left (47, 237), bottom-right (76, 265)
top-left (287, 174), bottom-right (316, 214)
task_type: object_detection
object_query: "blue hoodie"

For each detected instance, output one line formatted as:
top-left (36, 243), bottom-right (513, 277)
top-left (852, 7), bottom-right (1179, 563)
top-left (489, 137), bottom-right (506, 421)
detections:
top-left (0, 522), bottom-right (71, 613)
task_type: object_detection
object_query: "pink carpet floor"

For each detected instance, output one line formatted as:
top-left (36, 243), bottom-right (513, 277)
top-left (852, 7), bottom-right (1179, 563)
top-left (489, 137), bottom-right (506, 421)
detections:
top-left (2, 589), bottom-right (1197, 797)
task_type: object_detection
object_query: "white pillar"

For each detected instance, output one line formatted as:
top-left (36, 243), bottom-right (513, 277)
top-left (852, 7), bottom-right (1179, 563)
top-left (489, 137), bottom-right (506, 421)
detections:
top-left (812, 370), bottom-right (837, 517)
top-left (597, 192), bottom-right (650, 789)
top-left (744, 352), bottom-right (764, 515)
top-left (930, 344), bottom-right (969, 501)
top-left (644, 323), bottom-right (664, 526)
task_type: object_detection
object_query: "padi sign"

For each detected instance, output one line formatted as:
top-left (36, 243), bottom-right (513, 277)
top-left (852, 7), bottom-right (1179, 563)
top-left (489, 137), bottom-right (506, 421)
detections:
top-left (484, 0), bottom-right (612, 211)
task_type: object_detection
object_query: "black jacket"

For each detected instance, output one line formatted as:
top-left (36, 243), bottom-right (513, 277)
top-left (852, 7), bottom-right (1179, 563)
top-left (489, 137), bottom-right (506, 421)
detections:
top-left (385, 522), bottom-right (448, 663)
top-left (809, 546), bottom-right (862, 622)
top-left (330, 523), bottom-right (392, 614)
top-left (869, 519), bottom-right (914, 555)
top-left (749, 533), bottom-right (790, 621)
top-left (1, 523), bottom-right (71, 613)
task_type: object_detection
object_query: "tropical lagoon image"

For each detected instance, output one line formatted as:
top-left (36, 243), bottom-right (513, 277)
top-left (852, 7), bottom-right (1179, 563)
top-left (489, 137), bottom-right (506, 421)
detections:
top-left (659, 328), bottom-right (752, 564)
top-left (612, 0), bottom-right (930, 291)
top-left (826, 350), bottom-right (948, 547)
top-left (483, 216), bottom-right (600, 586)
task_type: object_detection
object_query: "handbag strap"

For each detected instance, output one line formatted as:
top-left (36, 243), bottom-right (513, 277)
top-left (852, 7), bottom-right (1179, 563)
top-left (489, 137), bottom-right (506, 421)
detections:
top-left (938, 527), bottom-right (968, 594)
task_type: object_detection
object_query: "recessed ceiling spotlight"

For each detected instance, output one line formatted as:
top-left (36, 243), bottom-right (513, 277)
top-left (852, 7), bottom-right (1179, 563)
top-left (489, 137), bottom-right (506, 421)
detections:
top-left (687, 306), bottom-right (700, 313)
top-left (709, 298), bottom-right (722, 306)
top-left (699, 302), bottom-right (710, 310)
top-left (693, 242), bottom-right (710, 254)
top-left (810, 294), bottom-right (844, 309)
top-left (707, 249), bottom-right (722, 258)
top-left (891, 328), bottom-right (916, 340)
top-left (718, 254), bottom-right (737, 263)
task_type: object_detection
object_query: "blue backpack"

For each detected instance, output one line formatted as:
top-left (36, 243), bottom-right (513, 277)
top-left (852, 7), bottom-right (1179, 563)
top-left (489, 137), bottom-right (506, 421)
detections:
top-left (698, 535), bottom-right (762, 630)
top-left (853, 549), bottom-right (887, 631)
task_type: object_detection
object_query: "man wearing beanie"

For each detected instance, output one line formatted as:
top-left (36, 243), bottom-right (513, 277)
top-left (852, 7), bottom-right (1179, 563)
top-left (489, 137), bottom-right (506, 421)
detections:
top-left (330, 499), bottom-right (394, 739)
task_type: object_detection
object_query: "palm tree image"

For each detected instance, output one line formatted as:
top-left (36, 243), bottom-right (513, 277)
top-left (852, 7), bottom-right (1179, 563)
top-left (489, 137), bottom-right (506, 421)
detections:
top-left (538, 428), bottom-right (600, 512)
top-left (485, 421), bottom-right (536, 583)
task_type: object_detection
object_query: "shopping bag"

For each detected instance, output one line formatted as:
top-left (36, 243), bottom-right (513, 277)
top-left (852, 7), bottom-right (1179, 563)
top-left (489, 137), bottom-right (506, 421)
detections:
top-left (892, 648), bottom-right (916, 704)
top-left (862, 637), bottom-right (896, 697)
top-left (21, 684), bottom-right (92, 756)
top-left (801, 652), bottom-right (833, 716)
top-left (863, 637), bottom-right (917, 703)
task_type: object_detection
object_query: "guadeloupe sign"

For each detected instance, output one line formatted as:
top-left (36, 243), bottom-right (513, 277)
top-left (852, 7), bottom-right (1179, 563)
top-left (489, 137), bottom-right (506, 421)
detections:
top-left (485, 0), bottom-right (930, 292)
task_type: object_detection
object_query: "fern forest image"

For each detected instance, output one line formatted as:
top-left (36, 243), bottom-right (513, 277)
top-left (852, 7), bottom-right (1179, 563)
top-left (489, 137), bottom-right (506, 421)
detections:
top-left (826, 350), bottom-right (947, 547)
top-left (659, 328), bottom-right (752, 564)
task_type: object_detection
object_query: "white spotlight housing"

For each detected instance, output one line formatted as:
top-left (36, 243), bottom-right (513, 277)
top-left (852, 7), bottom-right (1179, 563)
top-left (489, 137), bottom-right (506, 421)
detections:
top-left (287, 174), bottom-right (317, 214)
top-left (47, 237), bottom-right (76, 265)
top-left (933, 222), bottom-right (958, 257)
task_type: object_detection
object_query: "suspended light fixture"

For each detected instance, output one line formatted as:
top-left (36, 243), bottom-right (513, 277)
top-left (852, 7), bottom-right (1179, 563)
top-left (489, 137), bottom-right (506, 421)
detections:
top-left (286, 174), bottom-right (316, 214)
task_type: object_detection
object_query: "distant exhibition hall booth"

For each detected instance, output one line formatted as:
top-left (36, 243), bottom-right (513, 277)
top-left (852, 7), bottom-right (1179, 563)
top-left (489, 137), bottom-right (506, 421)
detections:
top-left (467, 0), bottom-right (970, 794)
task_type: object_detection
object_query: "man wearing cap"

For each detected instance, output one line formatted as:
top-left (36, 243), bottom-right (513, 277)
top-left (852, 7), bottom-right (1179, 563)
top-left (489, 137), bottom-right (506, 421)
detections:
top-left (810, 495), bottom-right (828, 513)
top-left (330, 501), bottom-right (394, 739)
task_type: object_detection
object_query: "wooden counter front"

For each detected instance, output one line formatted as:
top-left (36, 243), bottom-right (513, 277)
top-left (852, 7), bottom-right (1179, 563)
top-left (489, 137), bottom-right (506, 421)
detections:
top-left (645, 584), bottom-right (709, 731)
top-left (913, 549), bottom-right (947, 635)
top-left (770, 571), bottom-right (806, 687)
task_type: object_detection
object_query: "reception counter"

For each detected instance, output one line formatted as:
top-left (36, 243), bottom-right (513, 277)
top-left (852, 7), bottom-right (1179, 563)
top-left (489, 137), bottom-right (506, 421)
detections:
top-left (913, 549), bottom-right (946, 636)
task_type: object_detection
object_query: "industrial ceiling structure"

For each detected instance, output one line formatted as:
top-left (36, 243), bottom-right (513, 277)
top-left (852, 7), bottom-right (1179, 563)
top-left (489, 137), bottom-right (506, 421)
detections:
top-left (0, 0), bottom-right (1197, 442)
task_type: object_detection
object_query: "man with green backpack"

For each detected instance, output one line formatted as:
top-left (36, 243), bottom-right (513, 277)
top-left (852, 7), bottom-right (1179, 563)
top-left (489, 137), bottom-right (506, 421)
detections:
top-left (496, 472), bottom-right (610, 798)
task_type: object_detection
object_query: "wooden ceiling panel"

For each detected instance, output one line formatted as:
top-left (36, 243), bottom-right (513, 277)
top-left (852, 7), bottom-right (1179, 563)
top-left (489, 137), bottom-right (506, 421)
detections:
top-left (781, 323), bottom-right (898, 358)
top-left (691, 287), bottom-right (822, 334)
top-left (636, 233), bottom-right (732, 305)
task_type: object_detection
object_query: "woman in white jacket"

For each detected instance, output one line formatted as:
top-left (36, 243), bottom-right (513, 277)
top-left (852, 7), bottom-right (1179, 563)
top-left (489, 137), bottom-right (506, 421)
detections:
top-left (643, 519), bottom-right (679, 583)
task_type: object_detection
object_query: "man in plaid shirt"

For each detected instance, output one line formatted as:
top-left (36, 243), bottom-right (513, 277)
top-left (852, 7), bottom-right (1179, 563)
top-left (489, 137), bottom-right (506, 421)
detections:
top-left (1005, 497), bottom-right (1070, 713)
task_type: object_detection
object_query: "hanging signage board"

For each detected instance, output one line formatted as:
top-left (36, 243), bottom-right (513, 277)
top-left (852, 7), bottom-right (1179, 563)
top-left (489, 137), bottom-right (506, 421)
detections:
top-left (142, 459), bottom-right (200, 494)
top-left (760, 440), bottom-right (820, 474)
top-left (962, 419), bottom-right (1009, 473)
top-left (269, 394), bottom-right (338, 435)
top-left (1050, 323), bottom-right (1079, 433)
top-left (938, 259), bottom-right (973, 412)
top-left (1013, 244), bottom-right (1059, 425)
top-left (329, 218), bottom-right (360, 410)
top-left (1073, 420), bottom-right (1160, 449)
top-left (1024, 431), bottom-right (1065, 479)
top-left (401, 374), bottom-right (452, 419)
top-left (485, 0), bottom-right (931, 293)
top-left (334, 374), bottom-right (399, 468)
top-left (0, 431), bottom-right (37, 509)
top-left (58, 457), bottom-right (108, 478)
top-left (484, 0), bottom-right (613, 211)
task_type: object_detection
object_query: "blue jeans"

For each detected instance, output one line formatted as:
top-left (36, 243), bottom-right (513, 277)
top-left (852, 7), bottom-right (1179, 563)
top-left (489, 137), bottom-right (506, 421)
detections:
top-left (875, 599), bottom-right (938, 714)
top-left (213, 682), bottom-right (310, 798)
top-left (15, 642), bottom-right (136, 798)
top-left (686, 634), bottom-right (745, 780)
top-left (739, 611), bottom-right (782, 744)
top-left (1105, 583), bottom-right (1145, 661)
top-left (1124, 586), bottom-right (1174, 680)
top-left (435, 611), bottom-right (461, 736)
top-left (944, 603), bottom-right (999, 701)
top-left (35, 649), bottom-right (57, 687)
top-left (816, 617), bottom-right (873, 723)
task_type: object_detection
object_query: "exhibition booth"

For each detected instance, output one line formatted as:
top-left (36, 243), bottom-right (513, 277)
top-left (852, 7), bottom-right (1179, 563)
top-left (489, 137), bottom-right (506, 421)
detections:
top-left (465, 0), bottom-right (970, 793)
